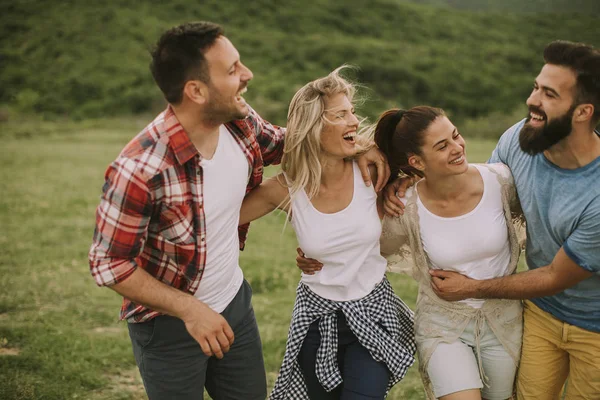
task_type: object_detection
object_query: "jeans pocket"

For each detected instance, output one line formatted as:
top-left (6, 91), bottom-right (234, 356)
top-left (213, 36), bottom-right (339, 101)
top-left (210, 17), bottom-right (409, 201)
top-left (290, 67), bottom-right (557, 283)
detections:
top-left (130, 318), bottom-right (158, 349)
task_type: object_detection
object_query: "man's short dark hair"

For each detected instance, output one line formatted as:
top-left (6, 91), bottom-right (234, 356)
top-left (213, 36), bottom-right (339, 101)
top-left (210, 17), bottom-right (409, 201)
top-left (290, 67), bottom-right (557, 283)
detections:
top-left (150, 22), bottom-right (224, 104)
top-left (544, 40), bottom-right (600, 125)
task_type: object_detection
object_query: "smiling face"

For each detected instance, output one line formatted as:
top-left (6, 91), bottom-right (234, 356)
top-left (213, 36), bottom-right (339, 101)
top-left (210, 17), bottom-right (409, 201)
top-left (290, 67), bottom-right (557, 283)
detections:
top-left (203, 36), bottom-right (254, 122)
top-left (410, 116), bottom-right (467, 177)
top-left (520, 64), bottom-right (578, 154)
top-left (319, 93), bottom-right (360, 159)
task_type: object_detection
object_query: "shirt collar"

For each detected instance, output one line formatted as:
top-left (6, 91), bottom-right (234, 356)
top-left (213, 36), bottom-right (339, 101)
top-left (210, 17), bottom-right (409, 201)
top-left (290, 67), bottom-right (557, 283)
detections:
top-left (163, 105), bottom-right (199, 165)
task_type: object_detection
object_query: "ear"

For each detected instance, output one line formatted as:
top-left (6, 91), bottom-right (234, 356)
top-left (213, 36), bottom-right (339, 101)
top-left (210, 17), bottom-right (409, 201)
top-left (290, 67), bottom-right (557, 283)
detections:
top-left (182, 80), bottom-right (209, 106)
top-left (408, 154), bottom-right (425, 172)
top-left (573, 103), bottom-right (594, 124)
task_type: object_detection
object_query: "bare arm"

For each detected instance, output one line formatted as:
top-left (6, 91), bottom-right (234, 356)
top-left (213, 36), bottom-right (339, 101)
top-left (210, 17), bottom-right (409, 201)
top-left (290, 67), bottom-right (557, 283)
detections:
top-left (111, 268), bottom-right (234, 358)
top-left (354, 137), bottom-right (390, 192)
top-left (381, 176), bottom-right (416, 217)
top-left (239, 174), bottom-right (288, 226)
top-left (431, 247), bottom-right (593, 301)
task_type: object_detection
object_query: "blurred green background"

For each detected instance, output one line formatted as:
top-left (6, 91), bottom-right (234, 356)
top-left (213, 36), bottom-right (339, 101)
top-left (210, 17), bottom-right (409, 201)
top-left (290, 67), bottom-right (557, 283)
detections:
top-left (2, 0), bottom-right (598, 131)
top-left (0, 1), bottom-right (598, 399)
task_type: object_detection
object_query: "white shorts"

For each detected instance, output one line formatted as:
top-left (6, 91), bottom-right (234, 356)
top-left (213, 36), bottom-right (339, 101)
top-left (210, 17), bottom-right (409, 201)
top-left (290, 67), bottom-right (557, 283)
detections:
top-left (427, 319), bottom-right (516, 400)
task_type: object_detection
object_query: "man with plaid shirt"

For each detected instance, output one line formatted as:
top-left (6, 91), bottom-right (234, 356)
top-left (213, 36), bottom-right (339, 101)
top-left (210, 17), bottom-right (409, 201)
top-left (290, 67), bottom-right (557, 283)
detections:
top-left (89, 22), bottom-right (388, 399)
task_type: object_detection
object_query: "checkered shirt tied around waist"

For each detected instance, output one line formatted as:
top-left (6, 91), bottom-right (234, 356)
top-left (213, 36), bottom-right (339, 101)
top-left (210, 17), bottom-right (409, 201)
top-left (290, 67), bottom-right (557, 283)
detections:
top-left (88, 105), bottom-right (284, 322)
top-left (270, 278), bottom-right (416, 399)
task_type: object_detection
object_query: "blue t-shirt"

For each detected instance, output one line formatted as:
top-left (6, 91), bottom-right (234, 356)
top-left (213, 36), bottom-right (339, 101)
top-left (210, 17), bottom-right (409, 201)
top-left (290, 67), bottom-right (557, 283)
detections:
top-left (489, 119), bottom-right (600, 332)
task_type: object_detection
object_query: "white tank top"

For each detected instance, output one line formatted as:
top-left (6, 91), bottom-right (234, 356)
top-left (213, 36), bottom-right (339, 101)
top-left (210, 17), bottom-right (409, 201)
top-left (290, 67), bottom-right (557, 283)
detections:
top-left (416, 164), bottom-right (512, 308)
top-left (290, 161), bottom-right (387, 302)
top-left (194, 125), bottom-right (245, 312)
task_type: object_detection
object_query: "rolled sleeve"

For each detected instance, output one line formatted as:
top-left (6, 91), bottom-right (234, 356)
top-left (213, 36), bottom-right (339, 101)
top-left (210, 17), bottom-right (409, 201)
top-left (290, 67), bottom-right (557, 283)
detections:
top-left (88, 159), bottom-right (152, 286)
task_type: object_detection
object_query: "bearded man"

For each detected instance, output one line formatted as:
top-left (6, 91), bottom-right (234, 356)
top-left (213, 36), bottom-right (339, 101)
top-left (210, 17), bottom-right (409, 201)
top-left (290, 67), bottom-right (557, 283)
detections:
top-left (429, 40), bottom-right (600, 399)
top-left (378, 40), bottom-right (600, 399)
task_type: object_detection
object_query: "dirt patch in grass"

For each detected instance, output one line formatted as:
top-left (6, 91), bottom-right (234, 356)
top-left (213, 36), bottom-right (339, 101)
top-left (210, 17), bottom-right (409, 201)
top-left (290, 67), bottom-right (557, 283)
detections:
top-left (88, 367), bottom-right (146, 400)
top-left (0, 347), bottom-right (20, 356)
top-left (92, 326), bottom-right (123, 335)
top-left (111, 368), bottom-right (145, 393)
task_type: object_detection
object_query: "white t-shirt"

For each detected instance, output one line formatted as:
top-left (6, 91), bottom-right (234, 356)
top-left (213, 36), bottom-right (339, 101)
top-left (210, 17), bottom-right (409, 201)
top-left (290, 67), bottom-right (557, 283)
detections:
top-left (416, 164), bottom-right (512, 308)
top-left (194, 125), bottom-right (246, 312)
top-left (290, 162), bottom-right (387, 302)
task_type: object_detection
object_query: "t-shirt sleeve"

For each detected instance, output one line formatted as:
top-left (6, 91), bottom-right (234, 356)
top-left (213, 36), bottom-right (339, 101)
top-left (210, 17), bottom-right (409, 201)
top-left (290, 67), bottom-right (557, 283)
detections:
top-left (488, 119), bottom-right (526, 165)
top-left (563, 198), bottom-right (600, 273)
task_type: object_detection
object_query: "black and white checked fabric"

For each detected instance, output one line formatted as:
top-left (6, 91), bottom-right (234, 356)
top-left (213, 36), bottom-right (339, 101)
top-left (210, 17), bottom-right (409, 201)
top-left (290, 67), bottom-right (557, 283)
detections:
top-left (269, 278), bottom-right (416, 399)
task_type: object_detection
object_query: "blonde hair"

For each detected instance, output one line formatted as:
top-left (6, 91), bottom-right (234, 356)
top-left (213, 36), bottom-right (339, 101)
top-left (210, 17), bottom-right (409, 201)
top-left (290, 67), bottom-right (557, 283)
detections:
top-left (281, 66), bottom-right (365, 203)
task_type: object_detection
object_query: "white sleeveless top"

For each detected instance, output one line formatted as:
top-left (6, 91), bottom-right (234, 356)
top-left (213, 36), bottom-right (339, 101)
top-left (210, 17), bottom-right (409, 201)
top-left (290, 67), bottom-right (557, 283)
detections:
top-left (416, 164), bottom-right (512, 308)
top-left (289, 161), bottom-right (387, 302)
top-left (194, 125), bottom-right (245, 313)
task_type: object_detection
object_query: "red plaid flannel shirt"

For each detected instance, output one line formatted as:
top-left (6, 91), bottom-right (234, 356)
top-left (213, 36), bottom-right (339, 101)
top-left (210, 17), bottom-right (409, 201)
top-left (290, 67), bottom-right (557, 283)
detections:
top-left (89, 105), bottom-right (284, 322)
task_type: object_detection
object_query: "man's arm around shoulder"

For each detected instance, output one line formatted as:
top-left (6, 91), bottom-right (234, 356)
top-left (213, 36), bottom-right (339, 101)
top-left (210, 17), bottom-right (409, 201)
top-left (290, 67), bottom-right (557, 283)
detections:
top-left (431, 247), bottom-right (593, 301)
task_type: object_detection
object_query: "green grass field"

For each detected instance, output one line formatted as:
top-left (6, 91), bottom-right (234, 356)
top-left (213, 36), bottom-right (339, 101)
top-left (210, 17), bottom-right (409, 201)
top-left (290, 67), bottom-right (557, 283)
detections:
top-left (0, 117), bottom-right (500, 399)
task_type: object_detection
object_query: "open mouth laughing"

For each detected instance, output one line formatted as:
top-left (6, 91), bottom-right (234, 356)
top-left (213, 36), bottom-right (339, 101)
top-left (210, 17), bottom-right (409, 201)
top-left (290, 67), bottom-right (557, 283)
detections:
top-left (235, 87), bottom-right (247, 104)
top-left (528, 109), bottom-right (546, 126)
top-left (343, 131), bottom-right (356, 144)
top-left (449, 155), bottom-right (465, 165)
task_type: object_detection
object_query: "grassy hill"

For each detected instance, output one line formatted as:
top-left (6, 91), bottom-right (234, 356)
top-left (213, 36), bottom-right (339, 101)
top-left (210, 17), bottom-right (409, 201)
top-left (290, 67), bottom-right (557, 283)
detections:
top-left (398, 0), bottom-right (600, 14)
top-left (1, 0), bottom-right (599, 126)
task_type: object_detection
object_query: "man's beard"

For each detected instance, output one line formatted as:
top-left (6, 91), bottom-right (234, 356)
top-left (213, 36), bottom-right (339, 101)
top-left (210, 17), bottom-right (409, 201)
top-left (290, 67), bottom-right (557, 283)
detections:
top-left (204, 84), bottom-right (249, 123)
top-left (204, 98), bottom-right (247, 123)
top-left (519, 106), bottom-right (575, 155)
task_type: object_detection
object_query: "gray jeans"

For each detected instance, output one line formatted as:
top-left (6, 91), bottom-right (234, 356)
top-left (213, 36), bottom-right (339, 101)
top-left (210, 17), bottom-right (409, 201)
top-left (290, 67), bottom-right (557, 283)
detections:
top-left (128, 280), bottom-right (266, 400)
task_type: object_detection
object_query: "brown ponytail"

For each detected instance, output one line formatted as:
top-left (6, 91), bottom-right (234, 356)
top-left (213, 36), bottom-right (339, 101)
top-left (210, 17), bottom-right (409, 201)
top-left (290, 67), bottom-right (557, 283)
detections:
top-left (374, 106), bottom-right (445, 182)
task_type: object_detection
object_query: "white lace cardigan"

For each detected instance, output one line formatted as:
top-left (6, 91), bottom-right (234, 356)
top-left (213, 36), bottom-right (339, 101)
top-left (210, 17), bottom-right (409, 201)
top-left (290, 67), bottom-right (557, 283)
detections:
top-left (380, 163), bottom-right (525, 399)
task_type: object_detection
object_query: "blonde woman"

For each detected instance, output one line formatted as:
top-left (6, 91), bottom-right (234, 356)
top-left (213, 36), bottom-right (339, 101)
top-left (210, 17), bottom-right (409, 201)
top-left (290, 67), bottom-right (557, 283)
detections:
top-left (239, 68), bottom-right (416, 399)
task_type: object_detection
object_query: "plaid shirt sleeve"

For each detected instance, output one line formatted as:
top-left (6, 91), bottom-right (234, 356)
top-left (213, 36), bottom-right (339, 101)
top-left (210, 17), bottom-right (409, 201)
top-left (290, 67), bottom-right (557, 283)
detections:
top-left (247, 106), bottom-right (285, 166)
top-left (88, 157), bottom-right (152, 287)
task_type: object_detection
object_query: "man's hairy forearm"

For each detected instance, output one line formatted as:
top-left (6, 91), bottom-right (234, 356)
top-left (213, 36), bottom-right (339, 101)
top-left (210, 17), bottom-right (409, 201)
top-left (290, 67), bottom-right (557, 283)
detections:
top-left (110, 268), bottom-right (197, 319)
top-left (472, 265), bottom-right (562, 300)
top-left (111, 266), bottom-right (235, 359)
